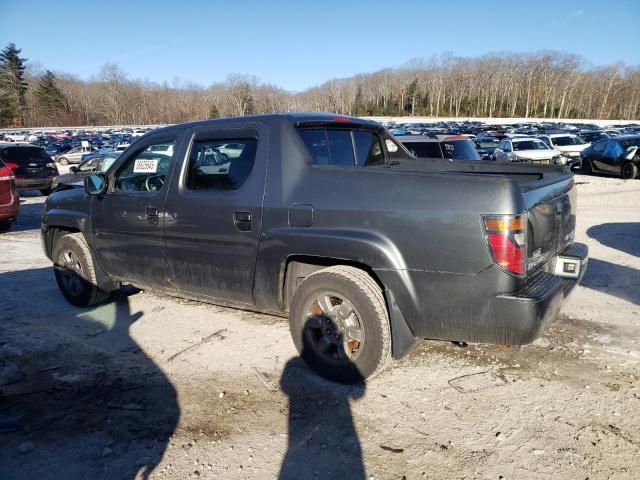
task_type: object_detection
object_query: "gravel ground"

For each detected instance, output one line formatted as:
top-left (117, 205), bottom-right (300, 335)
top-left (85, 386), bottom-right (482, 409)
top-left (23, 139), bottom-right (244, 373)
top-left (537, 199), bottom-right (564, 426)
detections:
top-left (0, 173), bottom-right (638, 480)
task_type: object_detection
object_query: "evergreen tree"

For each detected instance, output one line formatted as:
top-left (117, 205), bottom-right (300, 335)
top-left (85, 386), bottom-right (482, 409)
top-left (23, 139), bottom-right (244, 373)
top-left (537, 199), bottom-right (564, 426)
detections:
top-left (35, 70), bottom-right (66, 120)
top-left (0, 43), bottom-right (28, 126)
top-left (209, 104), bottom-right (220, 118)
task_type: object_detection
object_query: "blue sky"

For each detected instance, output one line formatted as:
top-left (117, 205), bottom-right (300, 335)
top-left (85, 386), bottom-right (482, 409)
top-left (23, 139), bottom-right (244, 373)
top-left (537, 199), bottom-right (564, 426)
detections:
top-left (1, 0), bottom-right (639, 91)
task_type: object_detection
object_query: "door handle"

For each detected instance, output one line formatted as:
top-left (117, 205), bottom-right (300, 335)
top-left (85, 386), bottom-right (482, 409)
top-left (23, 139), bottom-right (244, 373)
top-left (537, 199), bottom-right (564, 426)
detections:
top-left (234, 211), bottom-right (252, 231)
top-left (145, 206), bottom-right (159, 218)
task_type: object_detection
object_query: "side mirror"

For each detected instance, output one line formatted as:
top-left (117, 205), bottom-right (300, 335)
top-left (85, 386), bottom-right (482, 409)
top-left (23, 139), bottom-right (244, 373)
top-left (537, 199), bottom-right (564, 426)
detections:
top-left (69, 166), bottom-right (78, 173)
top-left (84, 173), bottom-right (107, 195)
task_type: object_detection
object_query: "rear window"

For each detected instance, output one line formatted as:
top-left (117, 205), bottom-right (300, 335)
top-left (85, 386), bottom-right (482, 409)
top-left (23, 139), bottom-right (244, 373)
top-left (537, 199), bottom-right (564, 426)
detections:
top-left (1, 147), bottom-right (51, 165)
top-left (402, 141), bottom-right (443, 158)
top-left (440, 140), bottom-right (481, 160)
top-left (298, 129), bottom-right (354, 166)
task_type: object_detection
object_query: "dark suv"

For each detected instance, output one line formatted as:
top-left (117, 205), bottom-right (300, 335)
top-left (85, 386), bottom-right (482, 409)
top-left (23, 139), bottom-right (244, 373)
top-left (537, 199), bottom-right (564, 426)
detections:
top-left (398, 135), bottom-right (481, 161)
top-left (0, 144), bottom-right (59, 195)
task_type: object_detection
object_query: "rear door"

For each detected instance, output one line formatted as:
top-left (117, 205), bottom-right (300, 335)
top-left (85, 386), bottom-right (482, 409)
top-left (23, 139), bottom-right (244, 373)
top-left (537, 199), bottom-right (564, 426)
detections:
top-left (91, 131), bottom-right (185, 288)
top-left (588, 139), bottom-right (607, 171)
top-left (163, 123), bottom-right (269, 305)
top-left (600, 139), bottom-right (625, 174)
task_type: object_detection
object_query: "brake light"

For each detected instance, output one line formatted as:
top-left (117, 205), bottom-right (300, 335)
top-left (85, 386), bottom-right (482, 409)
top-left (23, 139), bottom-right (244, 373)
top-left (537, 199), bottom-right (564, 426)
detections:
top-left (333, 116), bottom-right (350, 122)
top-left (4, 162), bottom-right (18, 170)
top-left (0, 166), bottom-right (15, 181)
top-left (483, 214), bottom-right (527, 276)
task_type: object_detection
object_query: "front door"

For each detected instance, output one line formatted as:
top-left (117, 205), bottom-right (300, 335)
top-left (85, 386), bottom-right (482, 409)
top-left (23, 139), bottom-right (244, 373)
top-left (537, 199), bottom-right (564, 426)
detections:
top-left (163, 123), bottom-right (269, 305)
top-left (91, 131), bottom-right (184, 288)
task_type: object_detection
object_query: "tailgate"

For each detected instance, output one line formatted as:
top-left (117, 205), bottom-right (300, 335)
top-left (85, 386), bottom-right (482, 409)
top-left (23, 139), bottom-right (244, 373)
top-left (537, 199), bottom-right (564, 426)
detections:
top-left (522, 174), bottom-right (576, 273)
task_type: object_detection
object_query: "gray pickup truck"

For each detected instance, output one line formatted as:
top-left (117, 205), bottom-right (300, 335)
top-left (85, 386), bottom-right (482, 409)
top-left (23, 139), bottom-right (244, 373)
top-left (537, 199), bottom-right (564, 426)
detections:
top-left (41, 113), bottom-right (588, 383)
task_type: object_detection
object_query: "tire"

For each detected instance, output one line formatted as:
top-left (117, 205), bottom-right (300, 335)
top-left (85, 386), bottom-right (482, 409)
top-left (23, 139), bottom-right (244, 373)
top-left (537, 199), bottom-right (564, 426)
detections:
top-left (288, 265), bottom-right (391, 384)
top-left (621, 161), bottom-right (638, 180)
top-left (582, 158), bottom-right (593, 174)
top-left (40, 188), bottom-right (52, 196)
top-left (58, 157), bottom-right (69, 166)
top-left (53, 232), bottom-right (112, 307)
top-left (0, 220), bottom-right (12, 233)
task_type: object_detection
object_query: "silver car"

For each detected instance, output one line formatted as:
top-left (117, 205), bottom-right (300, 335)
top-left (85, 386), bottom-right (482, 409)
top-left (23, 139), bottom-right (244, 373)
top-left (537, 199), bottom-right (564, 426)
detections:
top-left (55, 146), bottom-right (97, 165)
top-left (494, 137), bottom-right (563, 165)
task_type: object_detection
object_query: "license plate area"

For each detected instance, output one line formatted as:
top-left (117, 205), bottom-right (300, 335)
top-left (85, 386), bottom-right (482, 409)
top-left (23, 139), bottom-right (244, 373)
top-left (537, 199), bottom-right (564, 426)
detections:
top-left (554, 255), bottom-right (581, 279)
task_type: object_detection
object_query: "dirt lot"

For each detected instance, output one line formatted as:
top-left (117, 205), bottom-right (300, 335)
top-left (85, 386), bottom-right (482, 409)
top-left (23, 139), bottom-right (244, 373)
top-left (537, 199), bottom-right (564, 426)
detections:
top-left (0, 174), bottom-right (639, 480)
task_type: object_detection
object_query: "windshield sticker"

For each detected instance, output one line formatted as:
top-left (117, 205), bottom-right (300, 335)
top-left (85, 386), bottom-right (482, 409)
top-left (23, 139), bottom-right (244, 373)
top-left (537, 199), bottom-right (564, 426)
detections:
top-left (133, 159), bottom-right (158, 173)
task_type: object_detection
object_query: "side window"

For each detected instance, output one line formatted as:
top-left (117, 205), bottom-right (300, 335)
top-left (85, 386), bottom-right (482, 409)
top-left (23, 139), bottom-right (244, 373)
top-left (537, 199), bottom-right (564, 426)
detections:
top-left (540, 137), bottom-right (552, 148)
top-left (504, 141), bottom-right (512, 152)
top-left (79, 158), bottom-right (99, 171)
top-left (381, 133), bottom-right (413, 161)
top-left (353, 130), bottom-right (384, 166)
top-left (186, 138), bottom-right (257, 191)
top-left (298, 129), bottom-right (355, 166)
top-left (112, 140), bottom-right (176, 193)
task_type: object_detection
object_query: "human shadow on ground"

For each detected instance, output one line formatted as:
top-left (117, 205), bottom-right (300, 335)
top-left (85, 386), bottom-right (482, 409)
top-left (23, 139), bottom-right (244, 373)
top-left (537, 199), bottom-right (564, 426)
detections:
top-left (279, 317), bottom-right (367, 480)
top-left (0, 266), bottom-right (178, 480)
top-left (587, 223), bottom-right (640, 258)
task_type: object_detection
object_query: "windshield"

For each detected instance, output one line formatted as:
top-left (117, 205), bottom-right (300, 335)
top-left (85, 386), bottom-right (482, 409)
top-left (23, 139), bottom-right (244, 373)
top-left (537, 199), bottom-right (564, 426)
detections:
top-left (553, 136), bottom-right (585, 146)
top-left (513, 140), bottom-right (550, 151)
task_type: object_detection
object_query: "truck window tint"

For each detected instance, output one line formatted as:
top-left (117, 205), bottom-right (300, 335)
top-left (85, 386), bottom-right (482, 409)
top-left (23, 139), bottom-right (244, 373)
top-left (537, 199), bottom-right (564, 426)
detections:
top-left (113, 141), bottom-right (176, 193)
top-left (186, 138), bottom-right (257, 191)
top-left (353, 130), bottom-right (384, 166)
top-left (298, 129), bottom-right (354, 166)
top-left (402, 142), bottom-right (442, 158)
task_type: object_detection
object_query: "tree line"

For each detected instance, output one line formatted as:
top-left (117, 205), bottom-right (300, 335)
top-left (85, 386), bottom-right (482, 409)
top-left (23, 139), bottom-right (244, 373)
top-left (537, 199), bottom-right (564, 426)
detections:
top-left (1, 43), bottom-right (639, 128)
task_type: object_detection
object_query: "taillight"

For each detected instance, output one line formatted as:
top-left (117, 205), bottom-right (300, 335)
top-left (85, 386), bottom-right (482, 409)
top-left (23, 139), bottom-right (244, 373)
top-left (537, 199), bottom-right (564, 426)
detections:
top-left (0, 166), bottom-right (15, 181)
top-left (483, 214), bottom-right (527, 276)
top-left (4, 162), bottom-right (18, 170)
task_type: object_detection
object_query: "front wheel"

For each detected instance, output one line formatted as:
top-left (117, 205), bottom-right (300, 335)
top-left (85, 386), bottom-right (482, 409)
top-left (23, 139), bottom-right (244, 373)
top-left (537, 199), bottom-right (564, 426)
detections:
top-left (53, 232), bottom-right (112, 307)
top-left (621, 161), bottom-right (638, 180)
top-left (58, 157), bottom-right (69, 166)
top-left (288, 265), bottom-right (391, 384)
top-left (582, 158), bottom-right (593, 174)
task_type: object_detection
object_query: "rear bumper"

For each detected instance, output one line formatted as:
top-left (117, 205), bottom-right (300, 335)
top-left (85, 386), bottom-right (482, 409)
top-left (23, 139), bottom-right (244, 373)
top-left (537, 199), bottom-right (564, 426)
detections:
top-left (375, 242), bottom-right (589, 348)
top-left (482, 242), bottom-right (588, 344)
top-left (15, 178), bottom-right (54, 190)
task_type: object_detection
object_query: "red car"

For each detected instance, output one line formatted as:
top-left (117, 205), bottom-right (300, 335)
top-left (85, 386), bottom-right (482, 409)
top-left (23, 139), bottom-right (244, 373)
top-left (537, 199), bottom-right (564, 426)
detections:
top-left (0, 159), bottom-right (19, 233)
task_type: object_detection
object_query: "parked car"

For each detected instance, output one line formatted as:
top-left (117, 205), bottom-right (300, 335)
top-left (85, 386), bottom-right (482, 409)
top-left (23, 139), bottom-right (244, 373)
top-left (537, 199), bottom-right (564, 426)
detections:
top-left (472, 137), bottom-right (501, 160)
top-left (0, 158), bottom-right (19, 232)
top-left (42, 113), bottom-right (587, 383)
top-left (56, 146), bottom-right (98, 165)
top-left (398, 135), bottom-right (481, 161)
top-left (3, 132), bottom-right (27, 142)
top-left (493, 137), bottom-right (563, 164)
top-left (578, 131), bottom-right (610, 143)
top-left (537, 133), bottom-right (589, 169)
top-left (580, 135), bottom-right (640, 179)
top-left (0, 144), bottom-right (59, 195)
top-left (51, 153), bottom-right (120, 191)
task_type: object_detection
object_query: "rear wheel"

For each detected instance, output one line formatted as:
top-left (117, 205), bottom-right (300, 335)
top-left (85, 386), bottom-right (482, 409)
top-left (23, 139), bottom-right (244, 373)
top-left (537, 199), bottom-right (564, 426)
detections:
top-left (0, 220), bottom-right (12, 233)
top-left (58, 157), bottom-right (69, 166)
top-left (53, 232), bottom-right (112, 307)
top-left (288, 265), bottom-right (391, 384)
top-left (621, 161), bottom-right (638, 180)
